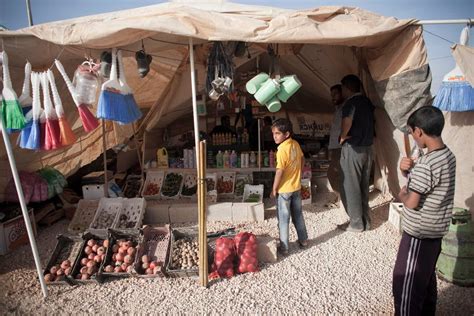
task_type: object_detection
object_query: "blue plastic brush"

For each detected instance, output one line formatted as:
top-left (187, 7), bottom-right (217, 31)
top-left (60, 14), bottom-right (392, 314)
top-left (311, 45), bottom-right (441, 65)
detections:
top-left (97, 48), bottom-right (131, 123)
top-left (116, 49), bottom-right (142, 124)
top-left (23, 72), bottom-right (41, 150)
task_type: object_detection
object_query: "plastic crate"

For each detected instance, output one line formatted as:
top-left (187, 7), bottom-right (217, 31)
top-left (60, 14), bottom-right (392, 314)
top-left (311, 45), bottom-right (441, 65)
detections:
top-left (134, 225), bottom-right (170, 278)
top-left (123, 175), bottom-right (143, 198)
top-left (141, 170), bottom-right (164, 199)
top-left (234, 173), bottom-right (253, 197)
top-left (206, 173), bottom-right (217, 203)
top-left (43, 234), bottom-right (82, 286)
top-left (98, 229), bottom-right (141, 280)
top-left (242, 184), bottom-right (264, 203)
top-left (67, 199), bottom-right (99, 235)
top-left (160, 172), bottom-right (184, 199)
top-left (89, 198), bottom-right (123, 237)
top-left (70, 232), bottom-right (107, 284)
top-left (113, 198), bottom-right (146, 232)
top-left (216, 172), bottom-right (236, 196)
top-left (180, 173), bottom-right (198, 198)
top-left (301, 179), bottom-right (312, 205)
top-left (166, 227), bottom-right (199, 278)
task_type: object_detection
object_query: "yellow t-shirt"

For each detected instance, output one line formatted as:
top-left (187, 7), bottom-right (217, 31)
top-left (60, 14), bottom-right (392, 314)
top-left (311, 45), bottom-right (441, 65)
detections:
top-left (276, 138), bottom-right (303, 193)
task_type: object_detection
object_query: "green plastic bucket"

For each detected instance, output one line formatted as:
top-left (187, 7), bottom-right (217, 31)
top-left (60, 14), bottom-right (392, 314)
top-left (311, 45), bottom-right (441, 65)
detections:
top-left (265, 96), bottom-right (281, 113)
top-left (246, 73), bottom-right (269, 94)
top-left (254, 79), bottom-right (280, 105)
top-left (277, 75), bottom-right (302, 102)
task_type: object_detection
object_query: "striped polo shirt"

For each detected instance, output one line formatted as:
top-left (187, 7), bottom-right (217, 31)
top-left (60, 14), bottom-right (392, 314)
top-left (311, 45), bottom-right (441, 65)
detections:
top-left (402, 146), bottom-right (456, 239)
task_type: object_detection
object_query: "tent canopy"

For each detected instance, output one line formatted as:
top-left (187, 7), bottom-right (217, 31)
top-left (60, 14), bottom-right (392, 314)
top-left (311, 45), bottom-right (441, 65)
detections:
top-left (5, 2), bottom-right (472, 213)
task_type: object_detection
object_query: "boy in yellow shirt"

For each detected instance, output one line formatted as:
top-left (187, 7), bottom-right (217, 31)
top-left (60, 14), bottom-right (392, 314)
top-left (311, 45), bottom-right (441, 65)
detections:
top-left (271, 118), bottom-right (308, 255)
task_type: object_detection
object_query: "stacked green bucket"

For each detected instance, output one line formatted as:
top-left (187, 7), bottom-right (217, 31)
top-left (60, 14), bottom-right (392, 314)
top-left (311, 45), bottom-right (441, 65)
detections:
top-left (246, 73), bottom-right (302, 112)
top-left (436, 207), bottom-right (474, 286)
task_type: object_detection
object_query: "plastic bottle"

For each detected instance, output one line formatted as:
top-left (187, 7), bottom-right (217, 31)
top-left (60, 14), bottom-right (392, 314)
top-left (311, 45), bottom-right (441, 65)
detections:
top-left (73, 67), bottom-right (99, 105)
top-left (230, 150), bottom-right (237, 168)
top-left (269, 150), bottom-right (275, 168)
top-left (250, 151), bottom-right (257, 168)
top-left (216, 150), bottom-right (223, 168)
top-left (223, 150), bottom-right (230, 168)
top-left (241, 152), bottom-right (246, 168)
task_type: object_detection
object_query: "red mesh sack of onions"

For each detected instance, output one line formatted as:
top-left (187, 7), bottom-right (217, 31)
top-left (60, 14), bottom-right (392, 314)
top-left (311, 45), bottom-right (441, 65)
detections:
top-left (210, 237), bottom-right (236, 279)
top-left (234, 232), bottom-right (258, 273)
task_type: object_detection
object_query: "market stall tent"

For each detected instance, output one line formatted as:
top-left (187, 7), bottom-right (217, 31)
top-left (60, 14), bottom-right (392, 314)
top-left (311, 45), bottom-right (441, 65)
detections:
top-left (0, 1), bottom-right (472, 214)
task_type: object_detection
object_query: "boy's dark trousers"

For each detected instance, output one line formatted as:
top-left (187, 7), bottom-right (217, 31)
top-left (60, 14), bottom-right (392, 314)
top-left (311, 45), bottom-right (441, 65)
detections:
top-left (393, 232), bottom-right (442, 316)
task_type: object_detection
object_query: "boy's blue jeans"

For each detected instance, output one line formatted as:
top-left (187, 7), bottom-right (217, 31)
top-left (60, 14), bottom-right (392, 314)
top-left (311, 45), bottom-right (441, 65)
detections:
top-left (277, 190), bottom-right (308, 250)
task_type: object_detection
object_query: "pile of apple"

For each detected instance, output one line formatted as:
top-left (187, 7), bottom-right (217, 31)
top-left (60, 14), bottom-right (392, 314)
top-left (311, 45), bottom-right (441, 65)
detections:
top-left (75, 239), bottom-right (107, 280)
top-left (103, 239), bottom-right (136, 273)
top-left (44, 259), bottom-right (72, 282)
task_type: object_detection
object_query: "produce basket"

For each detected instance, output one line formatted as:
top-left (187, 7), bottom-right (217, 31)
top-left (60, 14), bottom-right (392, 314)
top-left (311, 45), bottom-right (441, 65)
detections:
top-left (160, 172), bottom-right (184, 199)
top-left (98, 229), bottom-right (140, 279)
top-left (234, 173), bottom-right (253, 197)
top-left (43, 234), bottom-right (82, 286)
top-left (134, 225), bottom-right (171, 278)
top-left (67, 199), bottom-right (99, 235)
top-left (180, 173), bottom-right (197, 198)
top-left (242, 184), bottom-right (264, 203)
top-left (113, 198), bottom-right (146, 232)
top-left (123, 175), bottom-right (143, 198)
top-left (89, 198), bottom-right (123, 237)
top-left (166, 227), bottom-right (199, 278)
top-left (301, 179), bottom-right (312, 205)
top-left (141, 170), bottom-right (164, 199)
top-left (216, 172), bottom-right (235, 196)
top-left (206, 173), bottom-right (217, 203)
top-left (70, 232), bottom-right (107, 284)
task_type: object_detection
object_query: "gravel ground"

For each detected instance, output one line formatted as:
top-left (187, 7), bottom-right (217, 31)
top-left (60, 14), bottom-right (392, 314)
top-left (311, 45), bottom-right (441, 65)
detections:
top-left (1, 191), bottom-right (473, 315)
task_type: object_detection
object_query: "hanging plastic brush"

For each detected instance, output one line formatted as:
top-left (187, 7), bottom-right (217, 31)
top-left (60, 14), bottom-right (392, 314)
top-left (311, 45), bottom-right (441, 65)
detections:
top-left (23, 72), bottom-right (41, 150)
top-left (433, 26), bottom-right (474, 112)
top-left (117, 49), bottom-right (142, 124)
top-left (8, 61), bottom-right (33, 134)
top-left (40, 71), bottom-right (61, 150)
top-left (47, 69), bottom-right (77, 146)
top-left (97, 48), bottom-right (141, 124)
top-left (55, 59), bottom-right (99, 132)
top-left (1, 51), bottom-right (26, 130)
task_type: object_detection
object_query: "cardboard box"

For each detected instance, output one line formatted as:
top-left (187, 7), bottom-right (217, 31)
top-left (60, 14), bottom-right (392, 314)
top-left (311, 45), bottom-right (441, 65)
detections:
top-left (0, 209), bottom-right (36, 255)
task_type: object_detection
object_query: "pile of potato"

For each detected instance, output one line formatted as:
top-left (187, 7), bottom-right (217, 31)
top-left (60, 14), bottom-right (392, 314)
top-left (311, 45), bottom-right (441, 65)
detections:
top-left (75, 239), bottom-right (107, 280)
top-left (91, 212), bottom-right (116, 229)
top-left (44, 259), bottom-right (72, 283)
top-left (103, 239), bottom-right (136, 273)
top-left (138, 254), bottom-right (164, 275)
top-left (170, 238), bottom-right (199, 270)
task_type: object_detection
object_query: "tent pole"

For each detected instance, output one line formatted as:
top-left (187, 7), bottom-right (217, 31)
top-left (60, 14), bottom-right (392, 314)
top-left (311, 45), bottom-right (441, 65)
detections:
top-left (0, 119), bottom-right (47, 297)
top-left (102, 119), bottom-right (109, 198)
top-left (189, 37), bottom-right (208, 287)
top-left (416, 19), bottom-right (472, 26)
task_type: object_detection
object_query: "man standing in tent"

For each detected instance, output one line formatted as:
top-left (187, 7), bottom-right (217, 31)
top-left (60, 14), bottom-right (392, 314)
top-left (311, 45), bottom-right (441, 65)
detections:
top-left (327, 84), bottom-right (345, 207)
top-left (338, 74), bottom-right (374, 232)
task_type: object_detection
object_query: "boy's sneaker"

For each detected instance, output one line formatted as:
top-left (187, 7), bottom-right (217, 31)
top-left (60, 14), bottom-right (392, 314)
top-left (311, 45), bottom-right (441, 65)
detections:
top-left (298, 240), bottom-right (309, 248)
top-left (277, 246), bottom-right (289, 256)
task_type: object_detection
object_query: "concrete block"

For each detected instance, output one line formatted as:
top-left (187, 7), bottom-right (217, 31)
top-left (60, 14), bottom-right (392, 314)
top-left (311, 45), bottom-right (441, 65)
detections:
top-left (247, 203), bottom-right (264, 222)
top-left (389, 202), bottom-right (403, 234)
top-left (231, 203), bottom-right (248, 222)
top-left (257, 235), bottom-right (277, 263)
top-left (169, 204), bottom-right (198, 223)
top-left (144, 201), bottom-right (170, 224)
top-left (207, 202), bottom-right (233, 222)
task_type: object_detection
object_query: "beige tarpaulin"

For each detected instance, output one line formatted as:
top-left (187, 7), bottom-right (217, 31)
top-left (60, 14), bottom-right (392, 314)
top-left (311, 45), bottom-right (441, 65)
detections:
top-left (2, 2), bottom-right (469, 212)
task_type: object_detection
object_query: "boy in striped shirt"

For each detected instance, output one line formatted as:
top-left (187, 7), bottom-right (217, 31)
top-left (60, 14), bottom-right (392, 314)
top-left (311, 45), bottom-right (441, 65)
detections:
top-left (393, 106), bottom-right (456, 315)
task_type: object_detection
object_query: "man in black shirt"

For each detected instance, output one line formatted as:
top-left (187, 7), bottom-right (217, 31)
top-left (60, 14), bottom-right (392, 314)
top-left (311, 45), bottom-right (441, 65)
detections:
top-left (338, 74), bottom-right (374, 232)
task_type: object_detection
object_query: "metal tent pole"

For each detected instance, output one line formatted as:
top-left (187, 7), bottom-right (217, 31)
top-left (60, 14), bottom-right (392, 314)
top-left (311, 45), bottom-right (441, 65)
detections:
top-left (189, 37), bottom-right (208, 287)
top-left (0, 119), bottom-right (47, 297)
top-left (416, 19), bottom-right (473, 26)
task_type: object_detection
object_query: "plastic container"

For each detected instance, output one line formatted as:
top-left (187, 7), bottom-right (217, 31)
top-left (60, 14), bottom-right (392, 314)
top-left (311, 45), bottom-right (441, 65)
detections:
top-left (141, 170), bottom-right (165, 199)
top-left (254, 78), bottom-right (280, 105)
top-left (246, 72), bottom-right (269, 94)
top-left (134, 225), bottom-right (171, 278)
top-left (242, 184), bottom-right (264, 203)
top-left (89, 198), bottom-right (123, 238)
top-left (223, 150), bottom-right (230, 168)
top-left (113, 198), bottom-right (146, 232)
top-left (73, 65), bottom-right (99, 105)
top-left (216, 150), bottom-right (224, 169)
top-left (156, 148), bottom-right (169, 168)
top-left (68, 199), bottom-right (99, 235)
top-left (265, 96), bottom-right (282, 112)
top-left (277, 75), bottom-right (302, 102)
top-left (230, 150), bottom-right (238, 168)
top-left (43, 234), bottom-right (82, 286)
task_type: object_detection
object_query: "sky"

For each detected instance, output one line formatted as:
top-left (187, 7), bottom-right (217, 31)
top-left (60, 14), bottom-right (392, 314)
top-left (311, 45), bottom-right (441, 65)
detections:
top-left (0, 0), bottom-right (473, 94)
